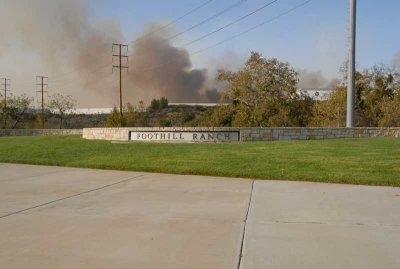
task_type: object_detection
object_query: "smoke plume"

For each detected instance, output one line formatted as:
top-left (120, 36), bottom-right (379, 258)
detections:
top-left (394, 52), bottom-right (400, 69)
top-left (297, 69), bottom-right (339, 89)
top-left (0, 0), bottom-right (219, 107)
top-left (1, 0), bottom-right (344, 106)
top-left (128, 25), bottom-right (219, 103)
top-left (0, 0), bottom-right (123, 107)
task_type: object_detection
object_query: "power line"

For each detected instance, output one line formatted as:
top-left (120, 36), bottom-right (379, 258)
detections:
top-left (131, 0), bottom-right (314, 74)
top-left (112, 44), bottom-right (129, 127)
top-left (28, 59), bottom-right (118, 91)
top-left (51, 65), bottom-right (118, 90)
top-left (10, 1), bottom-right (244, 90)
top-left (182, 0), bottom-right (279, 47)
top-left (35, 1), bottom-right (216, 86)
top-left (166, 0), bottom-right (247, 41)
top-left (66, 1), bottom-right (243, 86)
top-left (11, 0), bottom-right (313, 97)
top-left (10, 60), bottom-right (111, 89)
top-left (50, 63), bottom-right (110, 84)
top-left (1, 78), bottom-right (10, 129)
top-left (143, 0), bottom-right (216, 37)
top-left (50, 65), bottom-right (111, 87)
top-left (27, 0), bottom-right (313, 91)
top-left (192, 0), bottom-right (313, 56)
top-left (36, 76), bottom-right (48, 129)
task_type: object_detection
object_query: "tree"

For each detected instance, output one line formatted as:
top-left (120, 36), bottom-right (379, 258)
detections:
top-left (311, 64), bottom-right (400, 127)
top-left (125, 101), bottom-right (147, 127)
top-left (48, 94), bottom-right (77, 129)
top-left (150, 97), bottom-right (169, 111)
top-left (216, 52), bottom-right (311, 127)
top-left (106, 106), bottom-right (125, 127)
top-left (195, 103), bottom-right (235, 127)
top-left (150, 99), bottom-right (159, 110)
top-left (379, 93), bottom-right (400, 127)
top-left (106, 102), bottom-right (148, 127)
top-left (310, 87), bottom-right (347, 127)
top-left (159, 97), bottom-right (169, 109)
top-left (0, 94), bottom-right (33, 129)
top-left (290, 93), bottom-right (315, 127)
top-left (356, 65), bottom-right (399, 126)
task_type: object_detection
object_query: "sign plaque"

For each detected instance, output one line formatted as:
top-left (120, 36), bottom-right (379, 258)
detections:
top-left (129, 131), bottom-right (240, 142)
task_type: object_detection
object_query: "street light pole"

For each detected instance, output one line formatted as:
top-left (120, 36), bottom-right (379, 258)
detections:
top-left (347, 0), bottom-right (356, 127)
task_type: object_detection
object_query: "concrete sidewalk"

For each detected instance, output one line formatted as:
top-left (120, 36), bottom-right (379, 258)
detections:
top-left (241, 181), bottom-right (400, 269)
top-left (0, 163), bottom-right (399, 269)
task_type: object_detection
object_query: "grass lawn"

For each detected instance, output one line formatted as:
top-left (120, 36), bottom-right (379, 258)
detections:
top-left (0, 136), bottom-right (399, 187)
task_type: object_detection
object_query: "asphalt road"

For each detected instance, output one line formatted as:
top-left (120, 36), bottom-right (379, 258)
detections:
top-left (1, 163), bottom-right (399, 269)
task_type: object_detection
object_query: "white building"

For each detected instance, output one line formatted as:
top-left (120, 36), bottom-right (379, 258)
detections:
top-left (168, 103), bottom-right (221, 107)
top-left (69, 108), bottom-right (114, 115)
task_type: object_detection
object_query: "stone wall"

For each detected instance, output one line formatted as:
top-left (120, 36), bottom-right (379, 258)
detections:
top-left (239, 127), bottom-right (400, 141)
top-left (0, 129), bottom-right (83, 137)
top-left (83, 127), bottom-right (400, 142)
top-left (1, 127), bottom-right (398, 141)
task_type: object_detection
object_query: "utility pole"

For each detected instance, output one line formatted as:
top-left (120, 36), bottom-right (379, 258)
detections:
top-left (112, 43), bottom-right (128, 127)
top-left (36, 76), bottom-right (48, 129)
top-left (1, 78), bottom-right (10, 129)
top-left (347, 0), bottom-right (356, 127)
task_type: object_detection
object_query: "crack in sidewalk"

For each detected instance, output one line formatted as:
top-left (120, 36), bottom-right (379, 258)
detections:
top-left (0, 174), bottom-right (145, 220)
top-left (236, 179), bottom-right (255, 269)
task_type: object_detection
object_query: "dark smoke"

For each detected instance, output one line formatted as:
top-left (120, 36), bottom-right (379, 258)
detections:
top-left (128, 25), bottom-right (219, 103)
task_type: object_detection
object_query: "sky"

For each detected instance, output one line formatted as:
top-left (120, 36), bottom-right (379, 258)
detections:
top-left (0, 0), bottom-right (399, 107)
top-left (87, 0), bottom-right (400, 76)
